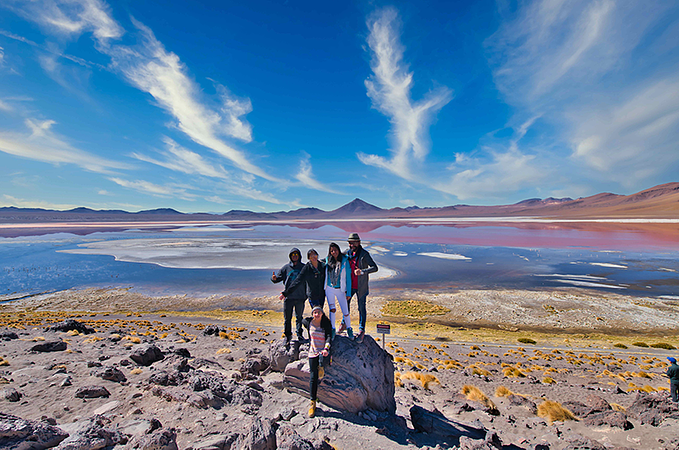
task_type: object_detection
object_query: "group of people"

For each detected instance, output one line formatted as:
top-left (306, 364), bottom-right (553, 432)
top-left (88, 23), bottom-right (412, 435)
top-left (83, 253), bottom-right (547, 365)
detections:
top-left (271, 232), bottom-right (378, 417)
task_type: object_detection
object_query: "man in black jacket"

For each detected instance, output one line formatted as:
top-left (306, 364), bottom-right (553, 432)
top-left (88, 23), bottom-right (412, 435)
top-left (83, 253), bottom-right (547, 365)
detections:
top-left (344, 233), bottom-right (378, 343)
top-left (280, 248), bottom-right (326, 309)
top-left (272, 248), bottom-right (306, 342)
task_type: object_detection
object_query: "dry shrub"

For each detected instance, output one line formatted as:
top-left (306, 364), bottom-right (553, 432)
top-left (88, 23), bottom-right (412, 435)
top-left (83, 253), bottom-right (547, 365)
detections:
top-left (216, 348), bottom-right (231, 355)
top-left (518, 338), bottom-right (536, 345)
top-left (470, 345), bottom-right (480, 350)
top-left (394, 372), bottom-right (403, 388)
top-left (495, 386), bottom-right (514, 397)
top-left (219, 331), bottom-right (241, 340)
top-left (611, 403), bottom-right (626, 412)
top-left (537, 400), bottom-right (576, 424)
top-left (503, 367), bottom-right (526, 378)
top-left (472, 367), bottom-right (491, 377)
top-left (0, 357), bottom-right (9, 367)
top-left (401, 371), bottom-right (440, 390)
top-left (651, 342), bottom-right (676, 350)
top-left (635, 371), bottom-right (652, 379)
top-left (83, 336), bottom-right (103, 343)
top-left (632, 342), bottom-right (649, 348)
top-left (613, 343), bottom-right (628, 349)
top-left (130, 368), bottom-right (143, 375)
top-left (462, 385), bottom-right (497, 411)
top-left (542, 377), bottom-right (556, 384)
top-left (66, 330), bottom-right (80, 336)
top-left (32, 336), bottom-right (45, 342)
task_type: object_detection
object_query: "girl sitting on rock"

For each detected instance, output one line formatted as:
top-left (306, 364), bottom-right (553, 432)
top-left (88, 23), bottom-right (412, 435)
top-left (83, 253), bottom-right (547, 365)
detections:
top-left (302, 306), bottom-right (333, 418)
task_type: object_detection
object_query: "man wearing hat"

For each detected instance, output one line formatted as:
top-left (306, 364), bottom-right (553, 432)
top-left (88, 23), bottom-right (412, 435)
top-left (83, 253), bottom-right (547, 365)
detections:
top-left (667, 357), bottom-right (679, 402)
top-left (344, 232), bottom-right (378, 343)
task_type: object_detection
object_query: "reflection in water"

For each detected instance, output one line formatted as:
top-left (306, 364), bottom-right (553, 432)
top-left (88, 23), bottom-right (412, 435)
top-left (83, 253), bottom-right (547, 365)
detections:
top-left (0, 220), bottom-right (678, 300)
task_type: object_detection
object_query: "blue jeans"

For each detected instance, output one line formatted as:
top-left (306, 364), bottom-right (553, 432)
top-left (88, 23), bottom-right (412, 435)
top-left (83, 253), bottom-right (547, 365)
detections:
top-left (349, 288), bottom-right (367, 332)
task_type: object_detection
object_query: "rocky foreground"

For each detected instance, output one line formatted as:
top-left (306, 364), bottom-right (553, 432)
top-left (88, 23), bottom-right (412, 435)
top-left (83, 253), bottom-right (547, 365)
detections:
top-left (1, 312), bottom-right (679, 450)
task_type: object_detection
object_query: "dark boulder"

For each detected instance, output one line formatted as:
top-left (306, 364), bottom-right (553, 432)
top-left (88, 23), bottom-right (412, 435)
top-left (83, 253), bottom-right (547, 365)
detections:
top-left (127, 427), bottom-right (178, 450)
top-left (47, 319), bottom-right (95, 334)
top-left (0, 412), bottom-right (68, 449)
top-left (75, 385), bottom-right (111, 399)
top-left (56, 415), bottom-right (126, 449)
top-left (0, 331), bottom-right (19, 341)
top-left (507, 394), bottom-right (538, 415)
top-left (130, 344), bottom-right (164, 366)
top-left (269, 338), bottom-right (301, 372)
top-left (93, 366), bottom-right (127, 383)
top-left (30, 340), bottom-right (67, 352)
top-left (284, 335), bottom-right (395, 413)
top-left (2, 387), bottom-right (22, 402)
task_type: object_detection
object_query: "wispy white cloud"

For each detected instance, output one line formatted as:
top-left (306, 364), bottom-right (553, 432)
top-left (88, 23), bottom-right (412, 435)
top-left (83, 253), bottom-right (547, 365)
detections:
top-left (487, 0), bottom-right (679, 190)
top-left (0, 118), bottom-right (131, 173)
top-left (358, 7), bottom-right (452, 181)
top-left (437, 149), bottom-right (545, 201)
top-left (0, 99), bottom-right (10, 112)
top-left (294, 152), bottom-right (343, 194)
top-left (4, 0), bottom-right (123, 45)
top-left (571, 77), bottom-right (679, 183)
top-left (5, 0), bottom-right (276, 183)
top-left (106, 19), bottom-right (274, 181)
top-left (108, 177), bottom-right (198, 201)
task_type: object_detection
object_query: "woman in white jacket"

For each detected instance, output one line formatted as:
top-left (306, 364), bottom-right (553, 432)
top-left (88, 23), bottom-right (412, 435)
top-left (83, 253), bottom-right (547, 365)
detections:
top-left (325, 242), bottom-right (353, 339)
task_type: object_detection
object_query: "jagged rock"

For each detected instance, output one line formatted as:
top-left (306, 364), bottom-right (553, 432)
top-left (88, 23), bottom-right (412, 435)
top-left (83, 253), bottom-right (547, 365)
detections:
top-left (30, 340), bottom-right (67, 352)
top-left (127, 427), bottom-right (178, 450)
top-left (203, 325), bottom-right (222, 336)
top-left (130, 344), bottom-right (164, 366)
top-left (284, 335), bottom-right (395, 413)
top-left (55, 415), bottom-right (126, 449)
top-left (507, 394), bottom-right (538, 414)
top-left (582, 411), bottom-right (633, 430)
top-left (60, 376), bottom-right (72, 387)
top-left (75, 385), bottom-right (111, 398)
top-left (173, 348), bottom-right (191, 358)
top-left (0, 331), bottom-right (19, 341)
top-left (155, 355), bottom-right (192, 373)
top-left (231, 418), bottom-right (275, 450)
top-left (410, 405), bottom-right (486, 440)
top-left (48, 319), bottom-right (95, 334)
top-left (562, 401), bottom-right (590, 417)
top-left (189, 372), bottom-right (262, 407)
top-left (148, 370), bottom-right (185, 387)
top-left (93, 366), bottom-right (127, 383)
top-left (276, 424), bottom-right (315, 450)
top-left (118, 418), bottom-right (162, 438)
top-left (0, 412), bottom-right (68, 449)
top-left (458, 431), bottom-right (503, 450)
top-left (240, 355), bottom-right (270, 377)
top-left (190, 358), bottom-right (224, 371)
top-left (626, 391), bottom-right (679, 426)
top-left (2, 387), bottom-right (21, 402)
top-left (150, 385), bottom-right (222, 409)
top-left (581, 394), bottom-right (611, 413)
top-left (269, 339), bottom-right (301, 372)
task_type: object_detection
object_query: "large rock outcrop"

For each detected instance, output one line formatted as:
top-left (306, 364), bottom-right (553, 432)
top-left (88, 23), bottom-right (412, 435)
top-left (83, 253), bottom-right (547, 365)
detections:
top-left (0, 412), bottom-right (68, 449)
top-left (283, 335), bottom-right (395, 413)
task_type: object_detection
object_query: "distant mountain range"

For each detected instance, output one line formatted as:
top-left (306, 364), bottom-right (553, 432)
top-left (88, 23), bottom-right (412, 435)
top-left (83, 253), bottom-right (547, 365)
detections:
top-left (1, 182), bottom-right (678, 223)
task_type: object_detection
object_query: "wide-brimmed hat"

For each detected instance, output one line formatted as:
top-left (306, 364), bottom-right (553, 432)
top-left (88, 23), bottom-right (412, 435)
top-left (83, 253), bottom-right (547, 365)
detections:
top-left (347, 232), bottom-right (361, 242)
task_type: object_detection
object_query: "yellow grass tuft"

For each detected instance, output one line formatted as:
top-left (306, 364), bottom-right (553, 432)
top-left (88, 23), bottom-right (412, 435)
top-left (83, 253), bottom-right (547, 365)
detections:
top-left (537, 400), bottom-right (576, 424)
top-left (130, 368), bottom-right (143, 375)
top-left (495, 386), bottom-right (514, 397)
top-left (542, 377), bottom-right (556, 384)
top-left (33, 336), bottom-right (45, 342)
top-left (216, 348), bottom-right (232, 355)
top-left (611, 403), bottom-right (626, 412)
top-left (462, 385), bottom-right (497, 412)
top-left (503, 367), bottom-right (526, 378)
top-left (0, 357), bottom-right (9, 367)
top-left (66, 330), bottom-right (80, 336)
top-left (83, 336), bottom-right (103, 343)
top-left (401, 371), bottom-right (440, 390)
top-left (394, 372), bottom-right (404, 387)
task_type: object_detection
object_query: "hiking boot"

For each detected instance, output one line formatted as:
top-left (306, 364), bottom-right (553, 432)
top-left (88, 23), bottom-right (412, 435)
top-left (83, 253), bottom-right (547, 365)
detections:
top-left (338, 321), bottom-right (347, 334)
top-left (347, 327), bottom-right (354, 339)
top-left (308, 400), bottom-right (316, 418)
top-left (318, 366), bottom-right (325, 380)
top-left (357, 330), bottom-right (365, 343)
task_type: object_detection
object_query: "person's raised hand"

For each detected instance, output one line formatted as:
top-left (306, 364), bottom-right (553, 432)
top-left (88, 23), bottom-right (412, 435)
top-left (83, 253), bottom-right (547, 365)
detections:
top-left (271, 271), bottom-right (277, 282)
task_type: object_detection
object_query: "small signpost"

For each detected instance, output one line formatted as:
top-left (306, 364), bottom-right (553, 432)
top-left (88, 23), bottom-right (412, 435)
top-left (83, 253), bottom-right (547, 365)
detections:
top-left (376, 323), bottom-right (390, 349)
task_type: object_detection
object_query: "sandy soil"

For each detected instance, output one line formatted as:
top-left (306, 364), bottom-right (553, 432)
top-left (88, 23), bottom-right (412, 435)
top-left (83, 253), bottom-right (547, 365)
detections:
top-left (2, 288), bottom-right (679, 449)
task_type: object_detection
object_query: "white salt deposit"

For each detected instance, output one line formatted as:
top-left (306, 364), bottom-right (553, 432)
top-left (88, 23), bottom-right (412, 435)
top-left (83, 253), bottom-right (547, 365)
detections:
top-left (590, 262), bottom-right (628, 269)
top-left (417, 252), bottom-right (471, 261)
top-left (555, 279), bottom-right (626, 289)
top-left (393, 251), bottom-right (408, 257)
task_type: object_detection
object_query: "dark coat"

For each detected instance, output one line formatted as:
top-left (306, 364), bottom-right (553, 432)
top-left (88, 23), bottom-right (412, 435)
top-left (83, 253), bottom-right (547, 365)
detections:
top-left (302, 315), bottom-right (333, 346)
top-left (344, 246), bottom-right (378, 297)
top-left (282, 260), bottom-right (326, 303)
top-left (668, 363), bottom-right (679, 384)
top-left (272, 248), bottom-right (306, 301)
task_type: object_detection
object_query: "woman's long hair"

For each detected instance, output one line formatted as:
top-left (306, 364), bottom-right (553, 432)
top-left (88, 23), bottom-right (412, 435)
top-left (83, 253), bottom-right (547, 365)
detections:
top-left (327, 242), bottom-right (342, 269)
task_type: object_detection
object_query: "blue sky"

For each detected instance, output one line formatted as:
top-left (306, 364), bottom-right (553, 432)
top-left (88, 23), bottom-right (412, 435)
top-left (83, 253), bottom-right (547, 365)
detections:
top-left (0, 0), bottom-right (678, 212)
